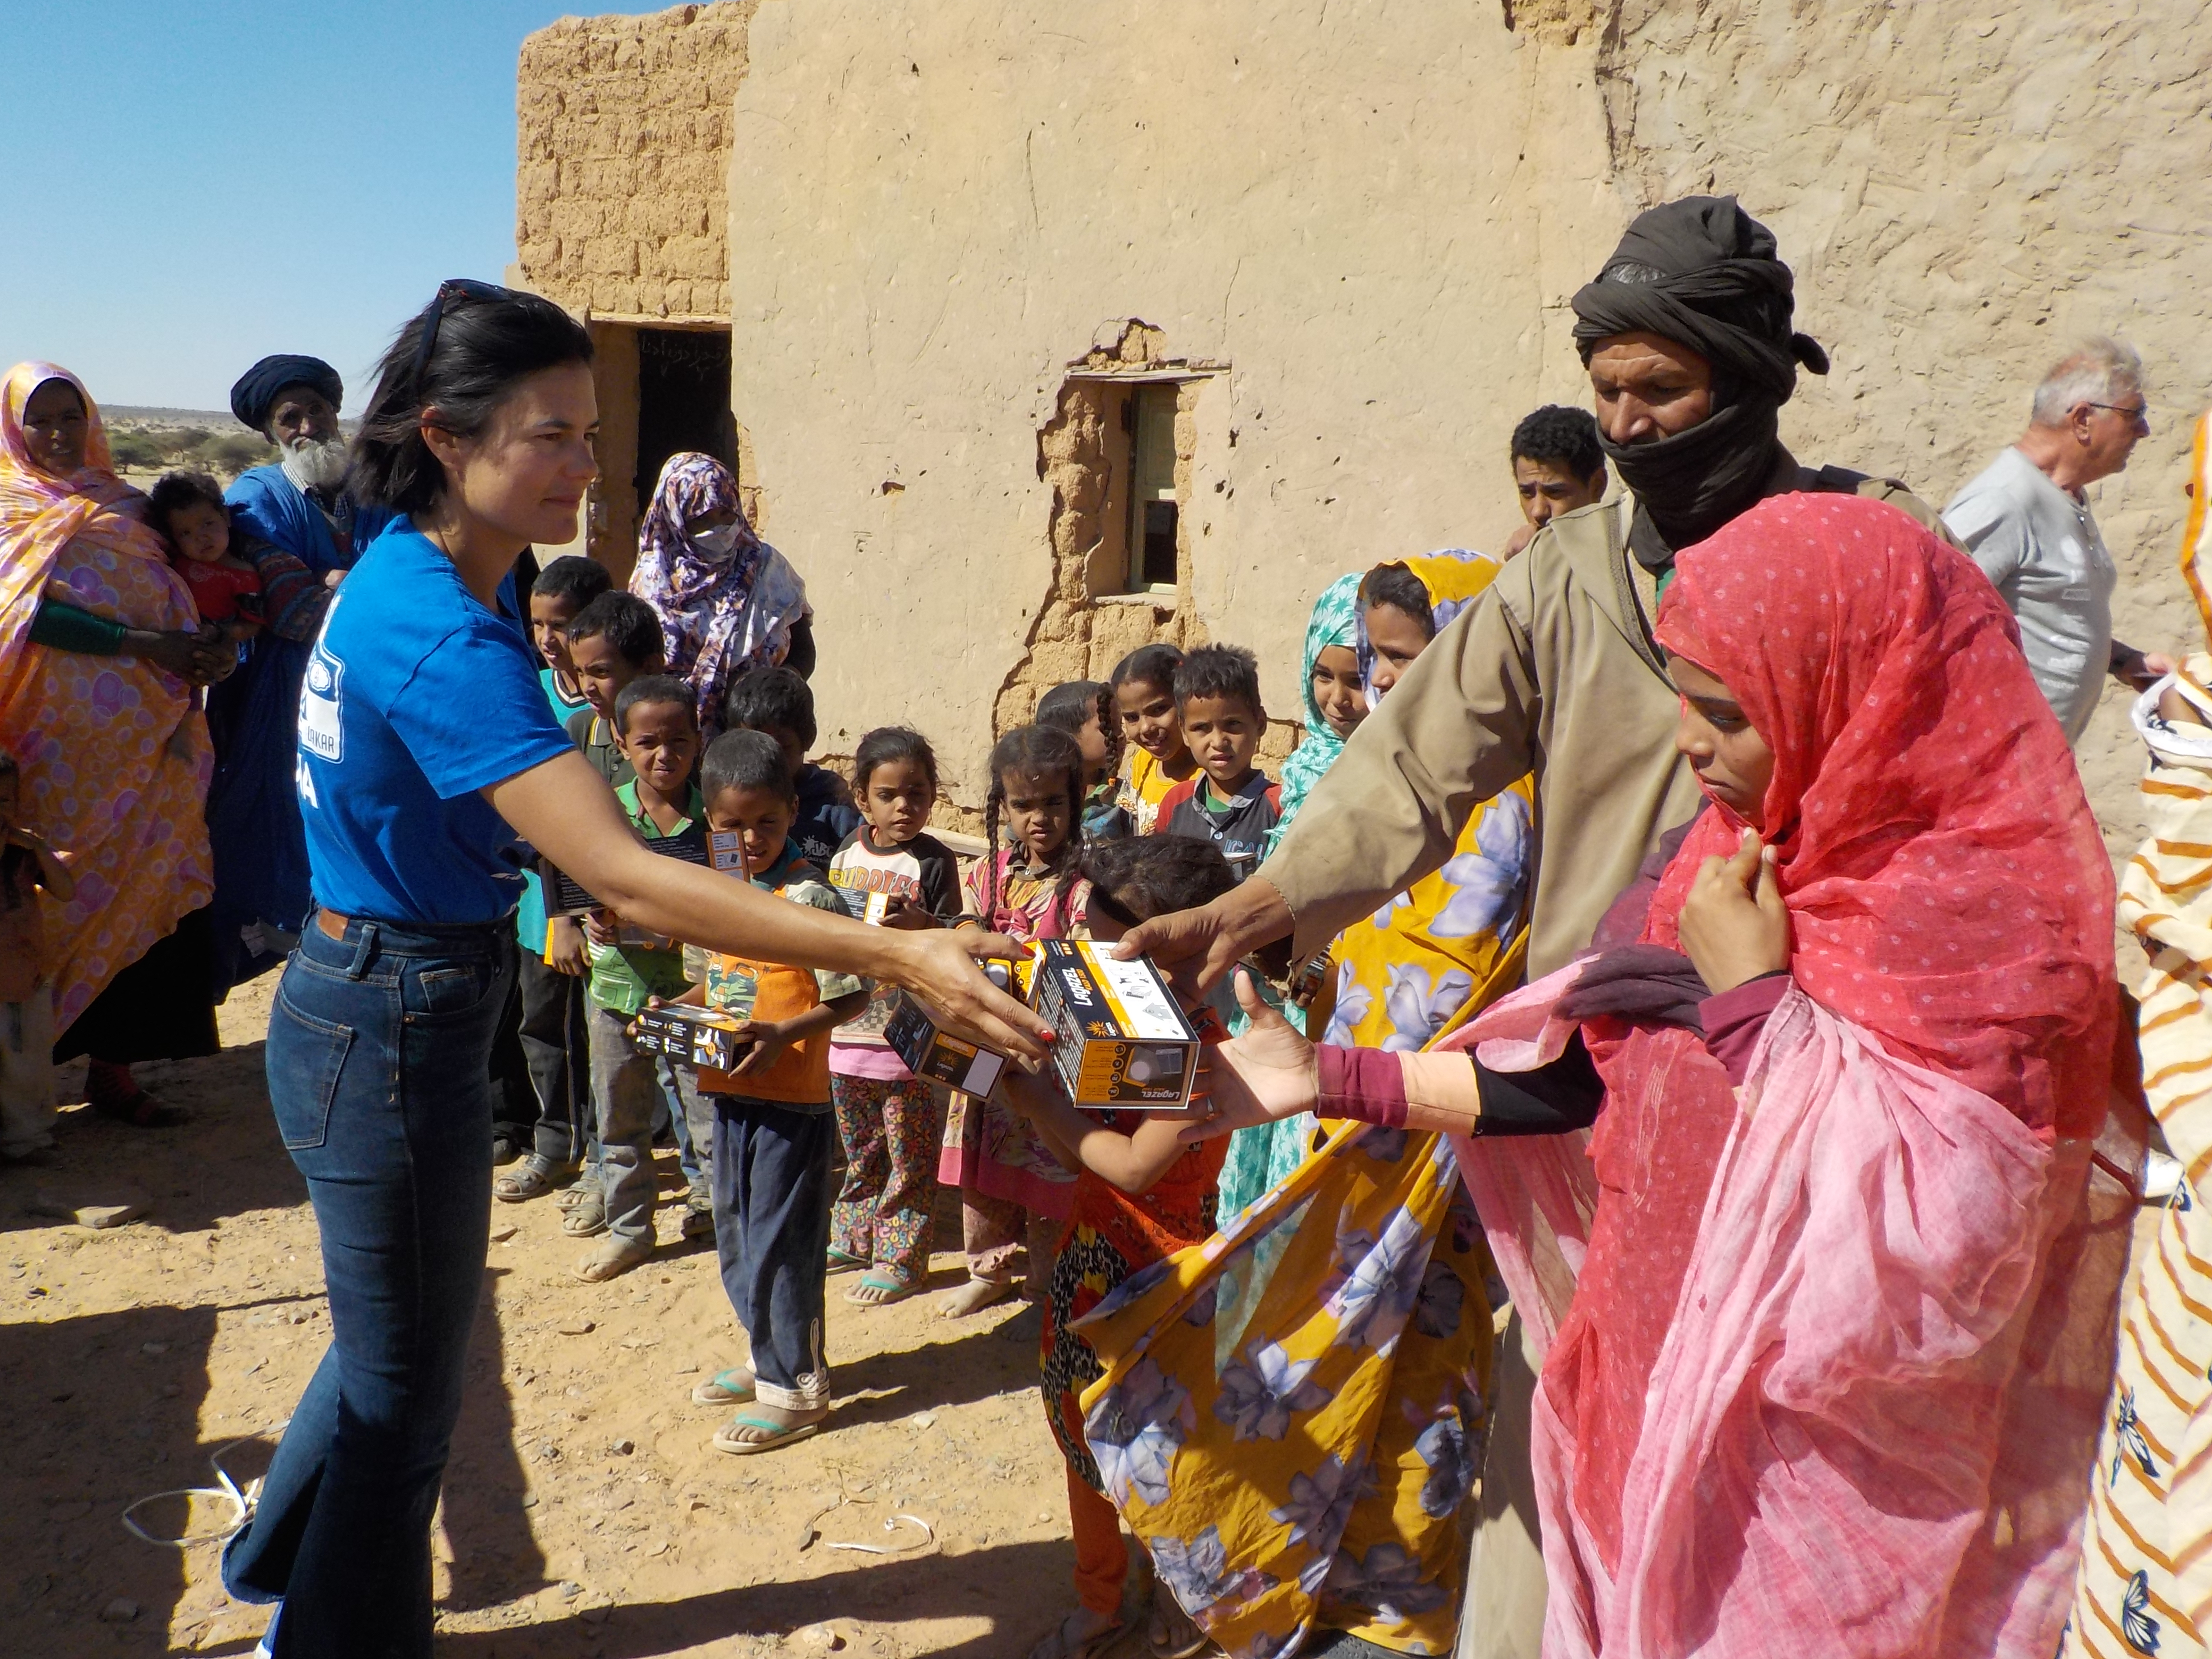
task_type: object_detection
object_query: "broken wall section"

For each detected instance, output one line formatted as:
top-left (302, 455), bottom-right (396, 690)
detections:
top-left (995, 323), bottom-right (1298, 789)
top-left (516, 2), bottom-right (755, 321)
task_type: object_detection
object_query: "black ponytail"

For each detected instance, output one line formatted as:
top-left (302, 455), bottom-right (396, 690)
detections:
top-left (348, 284), bottom-right (592, 514)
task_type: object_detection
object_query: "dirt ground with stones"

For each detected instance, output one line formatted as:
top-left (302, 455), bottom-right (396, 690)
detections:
top-left (2, 973), bottom-right (1159, 1658)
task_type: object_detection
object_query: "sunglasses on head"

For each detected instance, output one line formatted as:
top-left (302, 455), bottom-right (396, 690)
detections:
top-left (410, 278), bottom-right (512, 384)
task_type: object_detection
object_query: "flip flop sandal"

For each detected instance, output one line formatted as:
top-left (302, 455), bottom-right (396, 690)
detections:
top-left (681, 1205), bottom-right (717, 1242)
top-left (572, 1236), bottom-right (653, 1283)
top-left (690, 1368), bottom-right (757, 1405)
top-left (495, 1155), bottom-right (575, 1203)
top-left (825, 1247), bottom-right (868, 1276)
top-left (1147, 1584), bottom-right (1212, 1659)
top-left (561, 1192), bottom-right (609, 1236)
top-left (711, 1410), bottom-right (824, 1455)
top-left (90, 1087), bottom-right (189, 1129)
top-left (846, 1272), bottom-right (924, 1306)
top-left (1026, 1610), bottom-right (1127, 1659)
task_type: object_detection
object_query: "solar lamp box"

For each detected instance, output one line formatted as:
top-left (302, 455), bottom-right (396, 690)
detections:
top-left (1028, 940), bottom-right (1203, 1113)
top-left (632, 1003), bottom-right (751, 1072)
top-left (539, 828), bottom-right (745, 917)
top-left (884, 961), bottom-right (1012, 1096)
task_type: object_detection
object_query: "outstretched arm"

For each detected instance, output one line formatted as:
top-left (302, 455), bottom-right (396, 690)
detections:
top-left (486, 751), bottom-right (1052, 1063)
top-left (1124, 571), bottom-right (1539, 994)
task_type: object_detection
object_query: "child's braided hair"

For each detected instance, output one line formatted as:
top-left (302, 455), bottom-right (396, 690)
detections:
top-left (978, 723), bottom-right (1087, 927)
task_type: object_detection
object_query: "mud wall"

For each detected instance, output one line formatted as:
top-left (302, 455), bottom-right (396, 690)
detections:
top-left (1583, 0), bottom-right (2212, 865)
top-left (515, 1), bottom-right (753, 322)
top-left (530, 0), bottom-right (2210, 842)
top-left (725, 0), bottom-right (1623, 804)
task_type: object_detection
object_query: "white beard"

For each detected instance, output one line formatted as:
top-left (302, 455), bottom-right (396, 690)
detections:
top-left (280, 435), bottom-right (350, 494)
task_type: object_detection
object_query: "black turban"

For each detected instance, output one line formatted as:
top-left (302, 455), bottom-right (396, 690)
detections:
top-left (1569, 196), bottom-right (1829, 556)
top-left (1569, 195), bottom-right (1828, 396)
top-left (229, 355), bottom-right (343, 433)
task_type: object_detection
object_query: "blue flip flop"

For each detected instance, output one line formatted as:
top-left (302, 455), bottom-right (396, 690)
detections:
top-left (712, 1411), bottom-right (824, 1455)
top-left (690, 1368), bottom-right (756, 1405)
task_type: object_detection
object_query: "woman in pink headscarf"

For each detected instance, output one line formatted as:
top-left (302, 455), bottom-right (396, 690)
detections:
top-left (0, 363), bottom-right (234, 1126)
top-left (1199, 494), bottom-right (2132, 1657)
top-left (629, 451), bottom-right (811, 738)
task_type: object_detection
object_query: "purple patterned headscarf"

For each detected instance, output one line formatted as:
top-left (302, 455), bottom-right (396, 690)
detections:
top-left (629, 452), bottom-right (811, 734)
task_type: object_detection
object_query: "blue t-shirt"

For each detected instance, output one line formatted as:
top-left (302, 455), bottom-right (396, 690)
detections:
top-left (297, 523), bottom-right (576, 924)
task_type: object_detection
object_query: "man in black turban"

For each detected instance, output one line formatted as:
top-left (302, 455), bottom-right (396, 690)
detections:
top-left (1569, 195), bottom-right (1855, 580)
top-left (206, 356), bottom-right (388, 999)
top-left (1112, 195), bottom-right (1959, 1659)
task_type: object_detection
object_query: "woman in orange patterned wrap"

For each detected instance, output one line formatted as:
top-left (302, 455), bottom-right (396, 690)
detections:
top-left (0, 363), bottom-right (232, 1124)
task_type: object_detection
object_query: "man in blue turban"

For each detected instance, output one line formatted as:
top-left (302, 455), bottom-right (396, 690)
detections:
top-left (207, 355), bottom-right (389, 991)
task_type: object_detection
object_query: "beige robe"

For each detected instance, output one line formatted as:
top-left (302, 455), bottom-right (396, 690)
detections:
top-left (1260, 455), bottom-right (1952, 979)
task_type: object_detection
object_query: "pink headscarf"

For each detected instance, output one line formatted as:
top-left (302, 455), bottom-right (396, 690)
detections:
top-left (1650, 492), bottom-right (2114, 1132)
top-left (1463, 495), bottom-right (2121, 1658)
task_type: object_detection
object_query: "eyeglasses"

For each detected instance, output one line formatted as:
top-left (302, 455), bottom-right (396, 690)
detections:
top-left (2087, 401), bottom-right (2151, 431)
top-left (410, 278), bottom-right (512, 384)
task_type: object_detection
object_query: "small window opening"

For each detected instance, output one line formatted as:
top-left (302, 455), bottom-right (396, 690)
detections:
top-left (1126, 384), bottom-right (1179, 592)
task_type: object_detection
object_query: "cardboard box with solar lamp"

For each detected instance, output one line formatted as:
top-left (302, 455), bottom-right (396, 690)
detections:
top-left (885, 943), bottom-right (1203, 1112)
top-left (632, 1002), bottom-right (753, 1071)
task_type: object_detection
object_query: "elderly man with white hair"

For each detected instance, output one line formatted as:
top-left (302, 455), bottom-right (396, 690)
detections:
top-left (1945, 336), bottom-right (2172, 743)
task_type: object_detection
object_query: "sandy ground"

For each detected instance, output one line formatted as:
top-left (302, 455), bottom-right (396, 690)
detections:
top-left (2, 973), bottom-right (1153, 1658)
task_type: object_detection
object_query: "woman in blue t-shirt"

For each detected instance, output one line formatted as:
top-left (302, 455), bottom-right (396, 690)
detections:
top-left (220, 283), bottom-right (1048, 1659)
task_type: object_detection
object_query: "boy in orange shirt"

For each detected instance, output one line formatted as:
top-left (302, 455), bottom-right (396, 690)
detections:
top-left (667, 730), bottom-right (868, 1455)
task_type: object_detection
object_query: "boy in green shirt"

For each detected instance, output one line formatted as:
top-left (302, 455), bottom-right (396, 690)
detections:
top-left (570, 675), bottom-right (702, 1283)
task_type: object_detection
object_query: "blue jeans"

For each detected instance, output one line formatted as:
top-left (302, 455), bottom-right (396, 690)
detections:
top-left (223, 915), bottom-right (514, 1659)
top-left (709, 1095), bottom-right (834, 1410)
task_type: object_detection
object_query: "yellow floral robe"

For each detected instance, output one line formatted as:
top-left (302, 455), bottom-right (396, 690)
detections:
top-left (1075, 1120), bottom-right (1492, 1659)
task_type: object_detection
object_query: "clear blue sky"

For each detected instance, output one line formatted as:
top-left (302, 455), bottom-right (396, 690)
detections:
top-left (2, 1), bottom-right (584, 417)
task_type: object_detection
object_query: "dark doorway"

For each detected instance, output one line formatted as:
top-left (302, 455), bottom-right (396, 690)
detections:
top-left (633, 326), bottom-right (736, 520)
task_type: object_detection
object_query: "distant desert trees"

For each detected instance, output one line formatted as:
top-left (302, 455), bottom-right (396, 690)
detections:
top-left (110, 425), bottom-right (276, 478)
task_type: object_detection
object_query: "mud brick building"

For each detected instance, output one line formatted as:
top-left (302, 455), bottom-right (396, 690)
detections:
top-left (515, 0), bottom-right (2212, 843)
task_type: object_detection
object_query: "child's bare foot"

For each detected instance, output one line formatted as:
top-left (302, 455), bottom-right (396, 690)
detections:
top-left (939, 1277), bottom-right (1015, 1319)
top-left (1026, 1608), bottom-right (1123, 1659)
top-left (710, 1398), bottom-right (826, 1455)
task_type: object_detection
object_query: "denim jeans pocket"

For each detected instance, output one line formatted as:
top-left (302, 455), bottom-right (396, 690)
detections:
top-left (269, 987), bottom-right (357, 1152)
top-left (406, 958), bottom-right (502, 1022)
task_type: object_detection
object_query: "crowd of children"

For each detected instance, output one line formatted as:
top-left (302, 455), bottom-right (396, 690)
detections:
top-left (0, 413), bottom-right (1604, 1655)
top-left (404, 404), bottom-right (1640, 1654)
top-left (481, 510), bottom-right (1464, 1650)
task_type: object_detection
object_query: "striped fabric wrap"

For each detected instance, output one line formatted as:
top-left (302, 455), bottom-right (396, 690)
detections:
top-left (2065, 660), bottom-right (2212, 1659)
top-left (2179, 413), bottom-right (2212, 646)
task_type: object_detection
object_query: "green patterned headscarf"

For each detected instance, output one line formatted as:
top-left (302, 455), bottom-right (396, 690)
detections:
top-left (1220, 574), bottom-right (1363, 1219)
top-left (1266, 572), bottom-right (1364, 859)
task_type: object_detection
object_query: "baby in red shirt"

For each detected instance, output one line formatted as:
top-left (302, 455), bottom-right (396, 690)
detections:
top-left (147, 471), bottom-right (263, 638)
